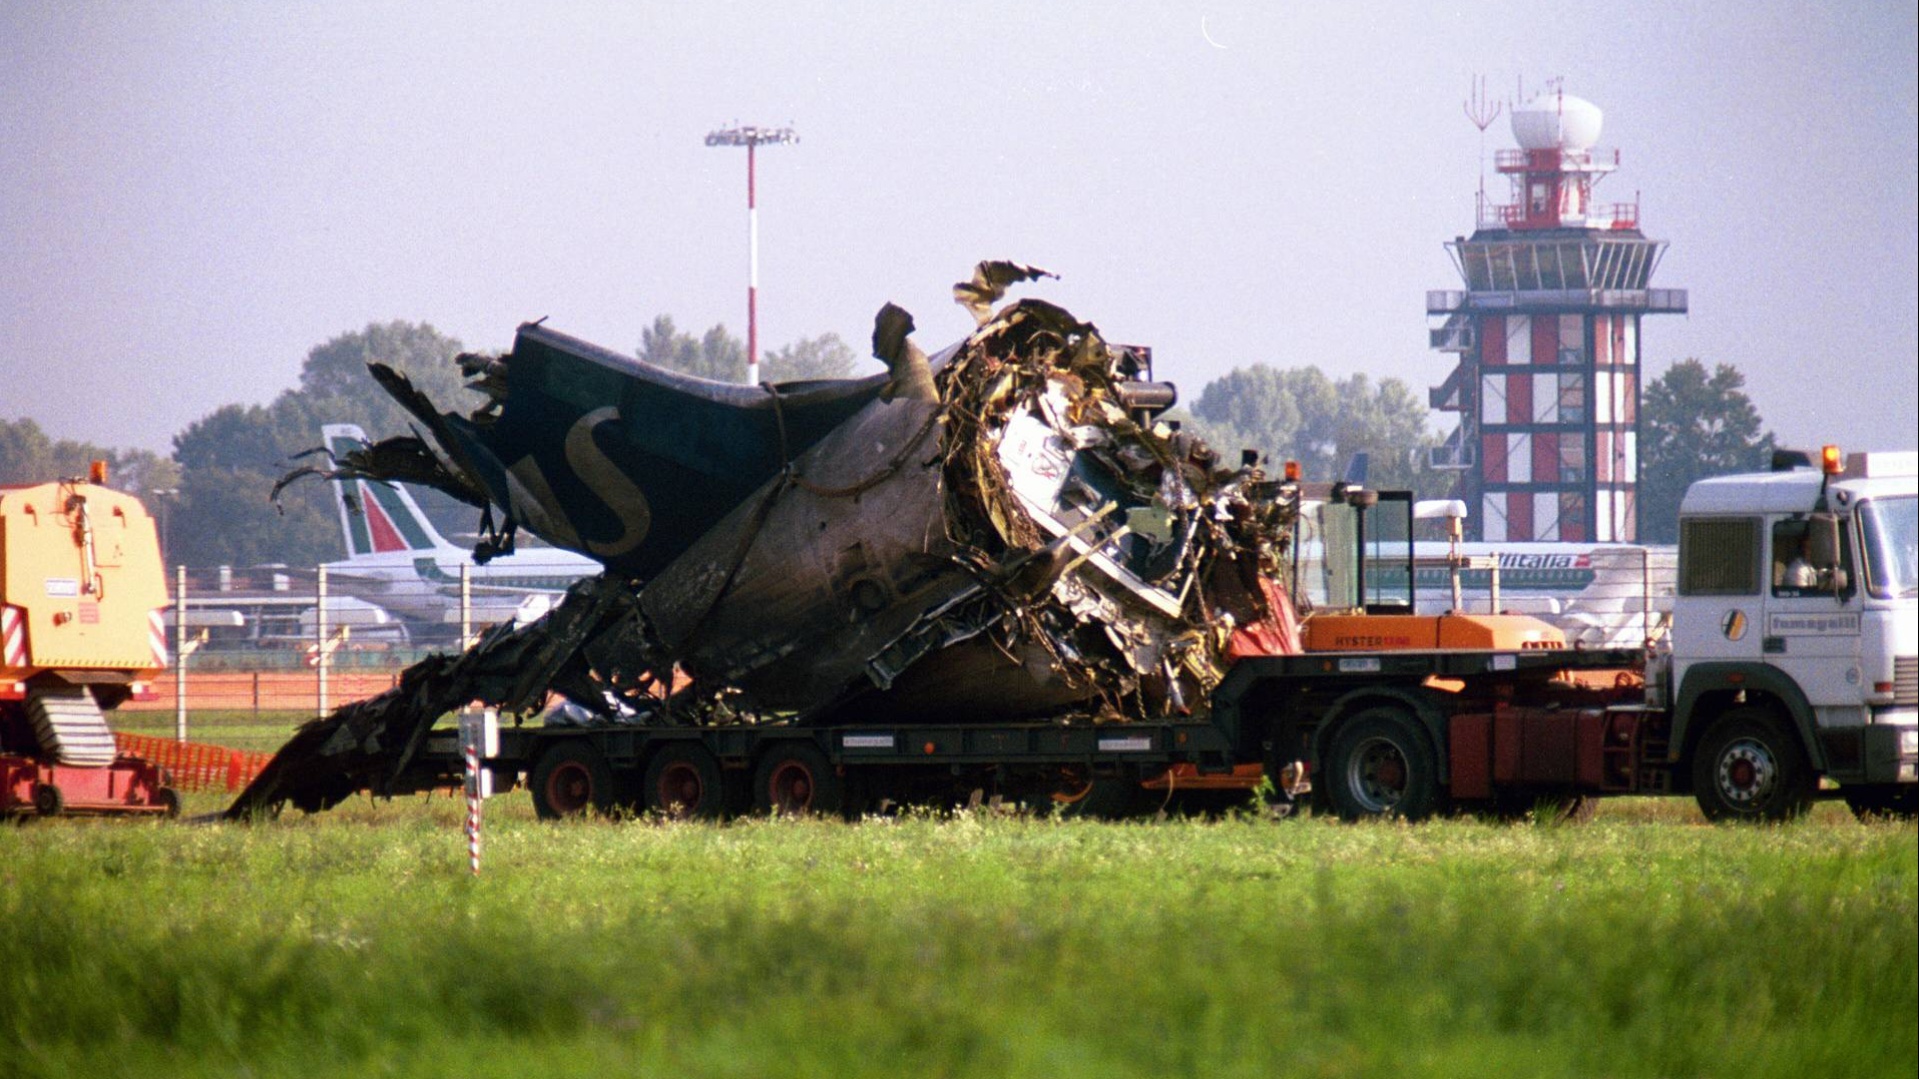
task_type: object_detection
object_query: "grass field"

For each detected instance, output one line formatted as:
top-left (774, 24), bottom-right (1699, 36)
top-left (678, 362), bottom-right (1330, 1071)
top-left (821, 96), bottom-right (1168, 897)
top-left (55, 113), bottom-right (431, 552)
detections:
top-left (112, 709), bottom-right (320, 755)
top-left (3, 791), bottom-right (1913, 1079)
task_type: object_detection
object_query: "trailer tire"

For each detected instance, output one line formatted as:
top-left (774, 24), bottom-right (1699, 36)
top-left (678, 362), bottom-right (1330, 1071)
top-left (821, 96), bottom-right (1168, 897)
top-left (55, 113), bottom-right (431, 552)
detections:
top-left (1691, 707), bottom-right (1814, 823)
top-left (1324, 707), bottom-right (1441, 822)
top-left (642, 743), bottom-right (725, 820)
top-left (753, 742), bottom-right (843, 817)
top-left (31, 782), bottom-right (63, 818)
top-left (156, 787), bottom-right (183, 818)
top-left (1843, 784), bottom-right (1917, 821)
top-left (531, 741), bottom-right (615, 820)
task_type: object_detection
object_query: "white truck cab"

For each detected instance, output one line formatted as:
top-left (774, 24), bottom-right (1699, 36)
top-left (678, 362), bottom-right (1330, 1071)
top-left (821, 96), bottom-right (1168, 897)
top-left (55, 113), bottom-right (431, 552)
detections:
top-left (1667, 448), bottom-right (1918, 819)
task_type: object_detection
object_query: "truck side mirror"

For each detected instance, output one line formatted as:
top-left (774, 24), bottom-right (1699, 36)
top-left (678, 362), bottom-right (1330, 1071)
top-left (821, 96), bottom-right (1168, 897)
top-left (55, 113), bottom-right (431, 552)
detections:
top-left (1807, 513), bottom-right (1841, 568)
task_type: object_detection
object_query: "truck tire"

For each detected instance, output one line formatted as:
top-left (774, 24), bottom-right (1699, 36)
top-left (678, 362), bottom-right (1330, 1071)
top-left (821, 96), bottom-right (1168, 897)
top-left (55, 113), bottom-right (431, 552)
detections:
top-left (753, 742), bottom-right (843, 817)
top-left (1843, 784), bottom-right (1918, 821)
top-left (530, 740), bottom-right (615, 820)
top-left (643, 743), bottom-right (725, 820)
top-left (1691, 708), bottom-right (1814, 823)
top-left (1324, 707), bottom-right (1441, 822)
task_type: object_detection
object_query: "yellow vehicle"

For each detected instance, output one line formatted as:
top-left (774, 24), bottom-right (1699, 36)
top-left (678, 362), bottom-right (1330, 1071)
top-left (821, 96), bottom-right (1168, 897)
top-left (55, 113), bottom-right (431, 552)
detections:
top-left (0, 466), bottom-right (178, 816)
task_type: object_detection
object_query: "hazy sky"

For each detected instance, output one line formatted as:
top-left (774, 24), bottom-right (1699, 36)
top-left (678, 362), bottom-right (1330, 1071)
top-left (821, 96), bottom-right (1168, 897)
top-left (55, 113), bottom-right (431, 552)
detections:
top-left (3, 1), bottom-right (1914, 460)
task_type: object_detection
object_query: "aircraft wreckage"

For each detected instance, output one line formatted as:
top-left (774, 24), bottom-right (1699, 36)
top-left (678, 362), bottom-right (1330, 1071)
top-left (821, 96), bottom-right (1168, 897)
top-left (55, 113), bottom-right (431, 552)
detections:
top-left (230, 263), bottom-right (1302, 816)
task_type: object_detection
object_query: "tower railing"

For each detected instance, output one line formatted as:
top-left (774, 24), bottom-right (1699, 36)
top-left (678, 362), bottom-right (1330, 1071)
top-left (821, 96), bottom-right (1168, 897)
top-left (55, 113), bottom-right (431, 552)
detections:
top-left (1427, 288), bottom-right (1688, 313)
top-left (1476, 200), bottom-right (1642, 230)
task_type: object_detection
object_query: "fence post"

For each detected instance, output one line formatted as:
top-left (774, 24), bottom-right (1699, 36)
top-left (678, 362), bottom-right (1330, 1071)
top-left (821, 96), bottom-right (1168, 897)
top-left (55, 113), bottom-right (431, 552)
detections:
top-left (316, 564), bottom-right (328, 720)
top-left (174, 564), bottom-right (188, 743)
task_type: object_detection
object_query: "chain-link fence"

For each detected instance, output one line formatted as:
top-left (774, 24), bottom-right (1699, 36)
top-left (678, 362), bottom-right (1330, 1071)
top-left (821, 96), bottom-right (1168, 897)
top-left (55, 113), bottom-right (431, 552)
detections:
top-left (114, 560), bottom-right (581, 756)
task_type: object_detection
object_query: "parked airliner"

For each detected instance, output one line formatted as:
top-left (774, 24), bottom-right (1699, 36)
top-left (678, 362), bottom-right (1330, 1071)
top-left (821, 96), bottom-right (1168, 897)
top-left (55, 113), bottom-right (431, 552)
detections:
top-left (319, 424), bottom-right (602, 634)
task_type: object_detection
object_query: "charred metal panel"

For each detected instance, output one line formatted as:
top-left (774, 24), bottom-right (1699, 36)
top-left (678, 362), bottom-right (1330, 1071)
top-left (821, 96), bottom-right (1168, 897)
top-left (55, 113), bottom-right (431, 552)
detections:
top-left (637, 393), bottom-right (968, 710)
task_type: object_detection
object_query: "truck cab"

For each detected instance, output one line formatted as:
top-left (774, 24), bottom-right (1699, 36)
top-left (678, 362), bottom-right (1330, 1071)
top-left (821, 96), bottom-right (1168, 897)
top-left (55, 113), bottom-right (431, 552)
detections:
top-left (1669, 449), bottom-right (1918, 819)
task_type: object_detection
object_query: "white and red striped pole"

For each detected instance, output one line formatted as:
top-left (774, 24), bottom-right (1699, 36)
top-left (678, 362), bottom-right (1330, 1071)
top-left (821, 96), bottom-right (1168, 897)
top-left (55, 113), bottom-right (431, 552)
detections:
top-left (458, 708), bottom-right (496, 877)
top-left (747, 138), bottom-right (759, 388)
top-left (464, 736), bottom-right (481, 876)
top-left (705, 124), bottom-right (797, 388)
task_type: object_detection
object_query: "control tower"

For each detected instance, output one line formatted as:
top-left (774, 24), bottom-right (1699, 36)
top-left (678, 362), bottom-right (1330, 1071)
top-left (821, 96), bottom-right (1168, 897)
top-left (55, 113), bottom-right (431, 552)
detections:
top-left (1428, 90), bottom-right (1687, 542)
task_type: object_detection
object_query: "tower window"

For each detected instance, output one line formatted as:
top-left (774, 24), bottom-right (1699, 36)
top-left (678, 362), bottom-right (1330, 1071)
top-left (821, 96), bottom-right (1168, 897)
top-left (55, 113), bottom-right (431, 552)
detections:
top-left (1559, 441), bottom-right (1587, 482)
top-left (1558, 373), bottom-right (1587, 423)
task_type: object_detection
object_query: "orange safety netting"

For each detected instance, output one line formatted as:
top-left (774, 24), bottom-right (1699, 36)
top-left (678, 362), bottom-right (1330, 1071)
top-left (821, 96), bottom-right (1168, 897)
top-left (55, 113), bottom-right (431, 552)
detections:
top-left (113, 732), bottom-right (275, 793)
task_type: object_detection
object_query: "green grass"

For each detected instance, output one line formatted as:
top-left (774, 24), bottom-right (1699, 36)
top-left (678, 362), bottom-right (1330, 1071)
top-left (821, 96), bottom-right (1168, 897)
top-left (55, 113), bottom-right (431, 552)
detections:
top-left (113, 710), bottom-right (313, 754)
top-left (2, 799), bottom-right (1912, 1079)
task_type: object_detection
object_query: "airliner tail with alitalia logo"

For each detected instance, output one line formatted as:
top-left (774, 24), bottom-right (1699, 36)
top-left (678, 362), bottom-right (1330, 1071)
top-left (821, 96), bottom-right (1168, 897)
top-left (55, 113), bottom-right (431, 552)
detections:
top-left (321, 424), bottom-right (600, 630)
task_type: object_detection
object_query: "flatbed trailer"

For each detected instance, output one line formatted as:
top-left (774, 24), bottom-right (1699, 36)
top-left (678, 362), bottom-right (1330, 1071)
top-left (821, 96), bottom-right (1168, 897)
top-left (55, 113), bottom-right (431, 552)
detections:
top-left (389, 643), bottom-right (1644, 821)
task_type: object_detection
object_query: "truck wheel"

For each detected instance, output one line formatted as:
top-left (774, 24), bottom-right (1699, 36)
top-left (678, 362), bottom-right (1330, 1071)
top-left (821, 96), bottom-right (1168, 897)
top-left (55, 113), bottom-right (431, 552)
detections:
top-left (1691, 708), bottom-right (1814, 823)
top-left (1324, 707), bottom-right (1441, 822)
top-left (753, 742), bottom-right (843, 817)
top-left (530, 741), bottom-right (615, 820)
top-left (643, 743), bottom-right (725, 820)
top-left (1843, 784), bottom-right (1918, 821)
top-left (31, 782), bottom-right (64, 818)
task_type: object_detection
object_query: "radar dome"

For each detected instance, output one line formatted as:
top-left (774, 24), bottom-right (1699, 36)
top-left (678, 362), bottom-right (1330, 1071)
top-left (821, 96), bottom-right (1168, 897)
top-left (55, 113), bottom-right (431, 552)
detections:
top-left (1510, 92), bottom-right (1604, 151)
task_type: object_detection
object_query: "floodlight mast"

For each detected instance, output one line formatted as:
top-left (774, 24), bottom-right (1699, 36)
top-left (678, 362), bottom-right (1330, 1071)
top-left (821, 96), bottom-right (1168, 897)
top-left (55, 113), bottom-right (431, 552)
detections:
top-left (704, 124), bottom-right (798, 386)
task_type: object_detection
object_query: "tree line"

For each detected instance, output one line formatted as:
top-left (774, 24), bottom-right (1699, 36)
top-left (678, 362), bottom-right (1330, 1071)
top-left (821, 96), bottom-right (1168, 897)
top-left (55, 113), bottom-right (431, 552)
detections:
top-left (0, 319), bottom-right (1769, 565)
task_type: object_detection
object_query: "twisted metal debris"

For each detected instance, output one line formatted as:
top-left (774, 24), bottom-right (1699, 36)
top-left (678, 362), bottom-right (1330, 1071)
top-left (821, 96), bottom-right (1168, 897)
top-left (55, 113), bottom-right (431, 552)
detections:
top-left (231, 263), bottom-right (1299, 816)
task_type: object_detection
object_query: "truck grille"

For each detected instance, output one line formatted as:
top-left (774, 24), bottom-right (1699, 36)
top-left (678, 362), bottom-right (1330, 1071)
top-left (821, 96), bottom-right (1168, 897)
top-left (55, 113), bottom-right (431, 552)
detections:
top-left (1896, 656), bottom-right (1918, 707)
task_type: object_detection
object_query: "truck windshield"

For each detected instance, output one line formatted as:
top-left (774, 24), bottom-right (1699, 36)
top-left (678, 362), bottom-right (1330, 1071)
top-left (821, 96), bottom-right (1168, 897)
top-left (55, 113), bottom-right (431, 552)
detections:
top-left (1313, 492), bottom-right (1415, 612)
top-left (1859, 496), bottom-right (1918, 599)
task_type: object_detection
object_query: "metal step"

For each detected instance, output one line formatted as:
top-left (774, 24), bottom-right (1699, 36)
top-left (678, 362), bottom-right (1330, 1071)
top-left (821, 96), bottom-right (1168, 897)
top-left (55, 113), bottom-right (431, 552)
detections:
top-left (27, 689), bottom-right (117, 767)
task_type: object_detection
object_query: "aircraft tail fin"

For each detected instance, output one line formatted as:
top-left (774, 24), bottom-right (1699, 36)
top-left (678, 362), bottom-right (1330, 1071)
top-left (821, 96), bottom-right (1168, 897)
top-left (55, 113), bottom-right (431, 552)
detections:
top-left (321, 424), bottom-right (458, 557)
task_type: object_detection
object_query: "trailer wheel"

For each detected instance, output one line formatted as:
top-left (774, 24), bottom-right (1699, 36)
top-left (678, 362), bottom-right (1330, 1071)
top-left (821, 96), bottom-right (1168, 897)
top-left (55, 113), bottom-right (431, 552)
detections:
top-left (1691, 708), bottom-right (1814, 823)
top-left (530, 741), bottom-right (615, 820)
top-left (753, 742), bottom-right (843, 817)
top-left (155, 787), bottom-right (183, 819)
top-left (31, 782), bottom-right (64, 818)
top-left (643, 743), bottom-right (725, 820)
top-left (1324, 707), bottom-right (1441, 822)
top-left (1842, 784), bottom-right (1917, 821)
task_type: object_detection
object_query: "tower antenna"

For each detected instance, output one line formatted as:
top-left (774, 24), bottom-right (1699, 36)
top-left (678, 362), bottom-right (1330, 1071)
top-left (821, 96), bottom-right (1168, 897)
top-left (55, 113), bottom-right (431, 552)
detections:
top-left (1463, 75), bottom-right (1504, 224)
